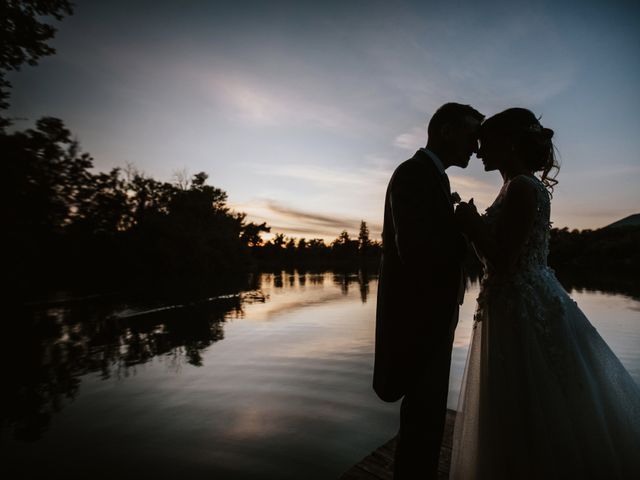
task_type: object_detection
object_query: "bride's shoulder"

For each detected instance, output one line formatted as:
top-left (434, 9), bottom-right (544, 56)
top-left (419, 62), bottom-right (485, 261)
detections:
top-left (499, 175), bottom-right (540, 215)
top-left (505, 175), bottom-right (539, 198)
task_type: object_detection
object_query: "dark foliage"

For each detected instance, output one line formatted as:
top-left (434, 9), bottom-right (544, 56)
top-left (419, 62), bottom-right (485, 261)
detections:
top-left (2, 116), bottom-right (384, 297)
top-left (1, 117), bottom-right (272, 295)
top-left (252, 222), bottom-right (382, 270)
top-left (548, 226), bottom-right (640, 272)
top-left (4, 116), bottom-right (636, 299)
top-left (2, 291), bottom-right (245, 441)
top-left (2, 270), bottom-right (375, 442)
top-left (0, 0), bottom-right (74, 126)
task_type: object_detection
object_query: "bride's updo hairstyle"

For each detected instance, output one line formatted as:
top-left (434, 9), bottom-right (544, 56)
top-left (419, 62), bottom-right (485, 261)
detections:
top-left (481, 107), bottom-right (559, 192)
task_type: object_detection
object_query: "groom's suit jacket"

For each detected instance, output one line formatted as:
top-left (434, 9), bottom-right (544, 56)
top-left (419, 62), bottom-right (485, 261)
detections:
top-left (374, 149), bottom-right (466, 402)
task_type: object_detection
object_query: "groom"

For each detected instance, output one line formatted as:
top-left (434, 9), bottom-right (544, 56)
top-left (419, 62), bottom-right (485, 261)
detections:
top-left (374, 103), bottom-right (483, 479)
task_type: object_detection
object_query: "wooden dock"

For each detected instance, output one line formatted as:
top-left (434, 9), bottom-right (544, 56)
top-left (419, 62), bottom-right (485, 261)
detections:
top-left (339, 409), bottom-right (456, 480)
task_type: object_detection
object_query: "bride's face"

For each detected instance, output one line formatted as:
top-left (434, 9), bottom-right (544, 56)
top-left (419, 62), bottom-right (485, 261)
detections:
top-left (477, 135), bottom-right (509, 172)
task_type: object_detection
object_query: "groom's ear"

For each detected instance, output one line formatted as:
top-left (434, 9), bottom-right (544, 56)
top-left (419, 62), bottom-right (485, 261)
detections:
top-left (440, 123), bottom-right (454, 142)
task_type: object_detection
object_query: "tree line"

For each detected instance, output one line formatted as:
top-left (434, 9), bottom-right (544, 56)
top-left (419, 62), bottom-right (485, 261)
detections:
top-left (4, 114), bottom-right (638, 295)
top-left (2, 116), bottom-right (381, 293)
top-left (251, 221), bottom-right (381, 268)
top-left (2, 1), bottom-right (636, 298)
top-left (549, 226), bottom-right (640, 272)
top-left (0, 2), bottom-right (381, 294)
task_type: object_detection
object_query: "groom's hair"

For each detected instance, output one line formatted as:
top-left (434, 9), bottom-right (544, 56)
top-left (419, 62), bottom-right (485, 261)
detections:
top-left (428, 103), bottom-right (484, 140)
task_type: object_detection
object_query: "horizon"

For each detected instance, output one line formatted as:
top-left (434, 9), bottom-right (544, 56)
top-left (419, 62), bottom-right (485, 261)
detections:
top-left (7, 0), bottom-right (640, 241)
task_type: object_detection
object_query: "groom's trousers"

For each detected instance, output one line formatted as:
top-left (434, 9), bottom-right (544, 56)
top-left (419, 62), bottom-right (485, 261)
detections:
top-left (393, 307), bottom-right (458, 480)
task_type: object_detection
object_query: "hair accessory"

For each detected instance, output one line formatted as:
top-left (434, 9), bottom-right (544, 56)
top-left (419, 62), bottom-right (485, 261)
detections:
top-left (527, 123), bottom-right (542, 133)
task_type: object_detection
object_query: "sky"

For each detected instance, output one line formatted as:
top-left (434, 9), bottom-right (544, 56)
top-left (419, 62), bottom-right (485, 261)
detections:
top-left (7, 0), bottom-right (640, 241)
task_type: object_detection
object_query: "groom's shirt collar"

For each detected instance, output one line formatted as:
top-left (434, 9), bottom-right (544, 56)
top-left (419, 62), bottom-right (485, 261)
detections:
top-left (419, 147), bottom-right (446, 175)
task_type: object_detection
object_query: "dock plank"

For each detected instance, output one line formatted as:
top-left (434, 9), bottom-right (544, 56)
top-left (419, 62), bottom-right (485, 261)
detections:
top-left (339, 409), bottom-right (456, 480)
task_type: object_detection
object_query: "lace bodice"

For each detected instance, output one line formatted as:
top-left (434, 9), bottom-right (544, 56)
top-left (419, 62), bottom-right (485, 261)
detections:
top-left (480, 174), bottom-right (552, 276)
top-left (474, 174), bottom-right (560, 356)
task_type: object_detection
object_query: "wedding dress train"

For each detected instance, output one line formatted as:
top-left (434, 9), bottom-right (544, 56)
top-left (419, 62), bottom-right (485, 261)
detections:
top-left (450, 175), bottom-right (640, 479)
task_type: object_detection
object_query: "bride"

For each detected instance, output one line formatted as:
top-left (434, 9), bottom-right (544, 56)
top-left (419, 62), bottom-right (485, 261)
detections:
top-left (450, 108), bottom-right (640, 479)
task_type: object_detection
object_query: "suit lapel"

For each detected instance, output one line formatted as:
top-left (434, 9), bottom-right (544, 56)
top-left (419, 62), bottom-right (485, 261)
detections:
top-left (414, 150), bottom-right (453, 209)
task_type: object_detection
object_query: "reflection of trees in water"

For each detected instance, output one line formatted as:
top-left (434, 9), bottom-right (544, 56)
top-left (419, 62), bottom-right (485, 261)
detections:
top-left (2, 294), bottom-right (245, 442)
top-left (308, 273), bottom-right (326, 286)
top-left (2, 308), bottom-right (83, 442)
top-left (555, 268), bottom-right (640, 301)
top-left (359, 270), bottom-right (371, 304)
top-left (3, 270), bottom-right (376, 442)
top-left (333, 272), bottom-right (353, 295)
top-left (11, 268), bottom-right (632, 441)
top-left (330, 270), bottom-right (372, 302)
top-left (466, 267), bottom-right (638, 301)
top-left (257, 269), bottom-right (373, 302)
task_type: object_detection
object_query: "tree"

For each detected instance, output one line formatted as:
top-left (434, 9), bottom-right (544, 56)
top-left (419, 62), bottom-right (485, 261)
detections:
top-left (73, 167), bottom-right (130, 235)
top-left (0, 0), bottom-right (74, 127)
top-left (129, 171), bottom-right (249, 279)
top-left (358, 220), bottom-right (370, 255)
top-left (127, 171), bottom-right (174, 223)
top-left (331, 230), bottom-right (358, 259)
top-left (172, 168), bottom-right (190, 190)
top-left (240, 222), bottom-right (270, 247)
top-left (308, 238), bottom-right (326, 249)
top-left (3, 116), bottom-right (94, 234)
top-left (335, 230), bottom-right (351, 245)
top-left (272, 233), bottom-right (286, 249)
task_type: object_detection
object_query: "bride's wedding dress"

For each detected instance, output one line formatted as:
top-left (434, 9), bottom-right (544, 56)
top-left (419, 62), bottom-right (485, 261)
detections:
top-left (450, 175), bottom-right (640, 479)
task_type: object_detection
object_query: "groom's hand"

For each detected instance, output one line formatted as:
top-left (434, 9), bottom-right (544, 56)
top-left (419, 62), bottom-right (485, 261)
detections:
top-left (455, 200), bottom-right (480, 234)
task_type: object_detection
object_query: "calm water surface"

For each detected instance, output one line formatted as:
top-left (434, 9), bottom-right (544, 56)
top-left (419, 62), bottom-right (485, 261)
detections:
top-left (3, 272), bottom-right (639, 479)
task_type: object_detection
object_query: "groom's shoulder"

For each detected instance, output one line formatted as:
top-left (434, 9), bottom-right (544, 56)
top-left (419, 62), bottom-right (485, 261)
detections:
top-left (392, 150), bottom-right (432, 179)
top-left (397, 150), bottom-right (428, 170)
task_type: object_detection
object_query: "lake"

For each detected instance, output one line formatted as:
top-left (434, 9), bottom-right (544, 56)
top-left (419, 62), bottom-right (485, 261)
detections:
top-left (2, 271), bottom-right (639, 479)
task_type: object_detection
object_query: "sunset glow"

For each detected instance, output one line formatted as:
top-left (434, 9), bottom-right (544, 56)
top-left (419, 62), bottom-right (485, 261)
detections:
top-left (8, 0), bottom-right (640, 239)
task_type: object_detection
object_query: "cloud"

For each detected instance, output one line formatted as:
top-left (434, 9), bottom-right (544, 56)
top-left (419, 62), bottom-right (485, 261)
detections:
top-left (266, 202), bottom-right (362, 230)
top-left (198, 68), bottom-right (373, 133)
top-left (265, 164), bottom-right (388, 189)
top-left (449, 174), bottom-right (500, 208)
top-left (231, 199), bottom-right (382, 240)
top-left (393, 126), bottom-right (425, 151)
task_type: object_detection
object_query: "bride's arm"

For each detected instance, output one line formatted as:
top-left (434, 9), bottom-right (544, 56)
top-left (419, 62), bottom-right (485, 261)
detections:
top-left (458, 177), bottom-right (537, 272)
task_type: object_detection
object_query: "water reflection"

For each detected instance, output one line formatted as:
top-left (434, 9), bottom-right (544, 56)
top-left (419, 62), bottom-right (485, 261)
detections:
top-left (3, 269), bottom-right (639, 480)
top-left (2, 270), bottom-right (371, 442)
top-left (329, 270), bottom-right (373, 301)
top-left (3, 295), bottom-right (245, 441)
top-left (555, 268), bottom-right (640, 301)
top-left (3, 268), bottom-right (635, 446)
